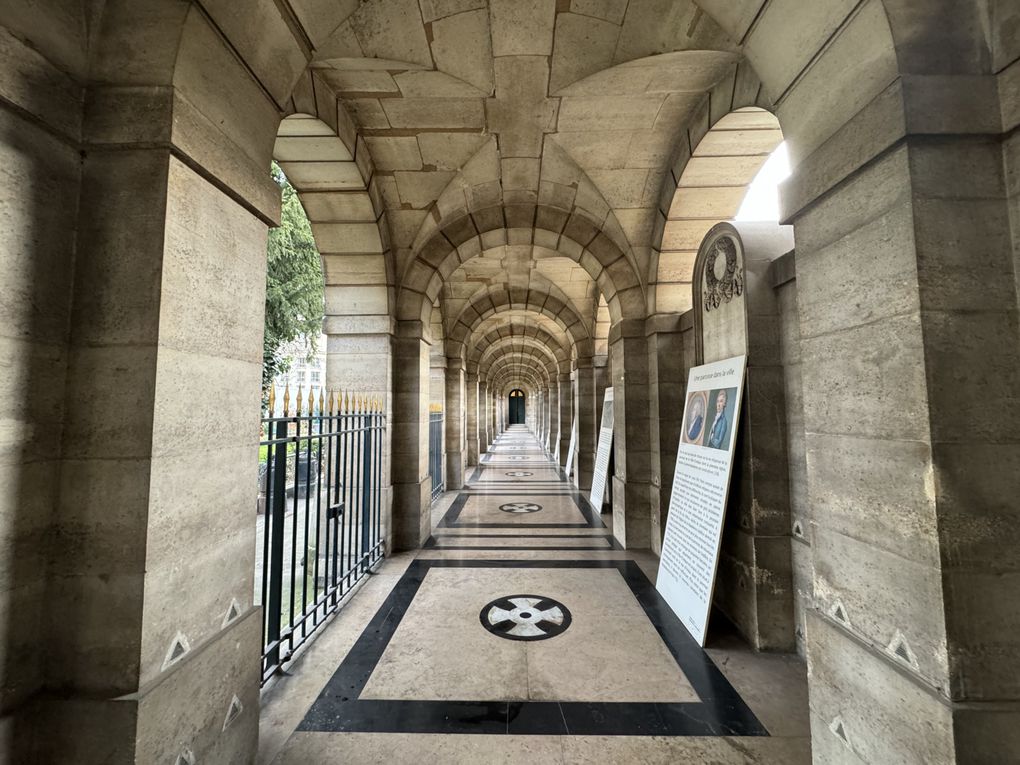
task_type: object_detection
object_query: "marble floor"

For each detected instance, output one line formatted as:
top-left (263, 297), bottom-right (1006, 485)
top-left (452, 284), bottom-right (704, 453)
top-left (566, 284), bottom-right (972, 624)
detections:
top-left (259, 427), bottom-right (811, 764)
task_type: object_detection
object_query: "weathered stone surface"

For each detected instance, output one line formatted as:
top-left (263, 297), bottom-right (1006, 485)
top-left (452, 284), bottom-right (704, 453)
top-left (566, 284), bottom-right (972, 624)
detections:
top-left (489, 0), bottom-right (556, 57)
top-left (430, 9), bottom-right (494, 95)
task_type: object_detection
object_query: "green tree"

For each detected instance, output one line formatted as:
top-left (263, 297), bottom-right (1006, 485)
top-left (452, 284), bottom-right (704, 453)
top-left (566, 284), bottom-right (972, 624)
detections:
top-left (263, 163), bottom-right (324, 395)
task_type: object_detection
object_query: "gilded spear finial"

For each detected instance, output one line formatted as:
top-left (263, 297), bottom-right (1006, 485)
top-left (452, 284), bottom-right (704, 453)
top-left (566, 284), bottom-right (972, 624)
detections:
top-left (267, 385), bottom-right (276, 414)
top-left (318, 387), bottom-right (325, 416)
top-left (328, 389), bottom-right (335, 415)
top-left (296, 386), bottom-right (304, 417)
top-left (283, 382), bottom-right (291, 417)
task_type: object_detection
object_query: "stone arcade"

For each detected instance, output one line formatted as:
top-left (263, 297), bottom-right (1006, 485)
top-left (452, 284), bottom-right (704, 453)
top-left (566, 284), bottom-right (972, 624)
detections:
top-left (1, 1), bottom-right (1018, 763)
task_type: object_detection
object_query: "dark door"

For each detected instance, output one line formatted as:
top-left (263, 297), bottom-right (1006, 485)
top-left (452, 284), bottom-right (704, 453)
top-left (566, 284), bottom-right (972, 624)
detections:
top-left (509, 389), bottom-right (526, 425)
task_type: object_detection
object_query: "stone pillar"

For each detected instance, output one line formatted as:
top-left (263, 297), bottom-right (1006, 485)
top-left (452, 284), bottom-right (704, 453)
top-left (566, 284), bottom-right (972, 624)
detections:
top-left (609, 319), bottom-right (653, 549)
top-left (478, 381), bottom-right (489, 453)
top-left (0, 38), bottom-right (81, 757)
top-left (465, 372), bottom-right (479, 467)
top-left (790, 131), bottom-right (1020, 758)
top-left (444, 359), bottom-right (466, 489)
top-left (489, 388), bottom-right (495, 445)
top-left (575, 358), bottom-right (597, 491)
top-left (644, 314), bottom-right (686, 555)
top-left (558, 372), bottom-right (572, 466)
top-left (391, 321), bottom-right (432, 551)
top-left (546, 384), bottom-right (559, 452)
top-left (324, 319), bottom-right (394, 542)
top-left (593, 356), bottom-right (610, 425)
top-left (535, 389), bottom-right (542, 439)
top-left (52, 145), bottom-right (272, 760)
top-left (569, 370), bottom-right (580, 483)
top-left (539, 390), bottom-right (546, 440)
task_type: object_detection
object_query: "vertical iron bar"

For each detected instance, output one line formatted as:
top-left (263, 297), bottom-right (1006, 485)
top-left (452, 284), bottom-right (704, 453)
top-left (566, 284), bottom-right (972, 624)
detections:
top-left (361, 410), bottom-right (372, 572)
top-left (313, 406), bottom-right (323, 623)
top-left (301, 412), bottom-right (312, 640)
top-left (336, 408), bottom-right (348, 603)
top-left (348, 405), bottom-right (359, 586)
top-left (330, 402), bottom-right (342, 606)
top-left (288, 414), bottom-right (299, 658)
top-left (375, 413), bottom-right (382, 561)
top-left (266, 417), bottom-right (288, 672)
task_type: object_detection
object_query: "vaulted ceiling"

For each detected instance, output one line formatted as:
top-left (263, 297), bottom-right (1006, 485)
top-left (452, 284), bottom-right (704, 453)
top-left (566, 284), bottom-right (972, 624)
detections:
top-left (278, 0), bottom-right (772, 387)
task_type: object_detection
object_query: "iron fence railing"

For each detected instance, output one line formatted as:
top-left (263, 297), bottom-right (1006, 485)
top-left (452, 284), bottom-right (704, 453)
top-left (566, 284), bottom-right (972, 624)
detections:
top-left (256, 386), bottom-right (385, 684)
top-left (429, 405), bottom-right (444, 502)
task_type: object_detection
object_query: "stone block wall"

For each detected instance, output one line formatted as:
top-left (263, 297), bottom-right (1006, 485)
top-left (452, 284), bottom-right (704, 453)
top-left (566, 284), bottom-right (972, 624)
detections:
top-left (0, 30), bottom-right (82, 747)
top-left (773, 254), bottom-right (812, 660)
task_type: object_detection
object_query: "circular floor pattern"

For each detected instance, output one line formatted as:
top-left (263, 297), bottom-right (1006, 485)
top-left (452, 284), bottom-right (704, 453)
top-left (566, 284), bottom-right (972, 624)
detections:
top-left (499, 502), bottom-right (542, 514)
top-left (505, 471), bottom-right (533, 477)
top-left (480, 595), bottom-right (571, 641)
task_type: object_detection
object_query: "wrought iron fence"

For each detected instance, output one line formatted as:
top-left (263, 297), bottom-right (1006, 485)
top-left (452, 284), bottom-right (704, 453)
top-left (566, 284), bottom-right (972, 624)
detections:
top-left (429, 404), bottom-right (444, 502)
top-left (256, 386), bottom-right (385, 684)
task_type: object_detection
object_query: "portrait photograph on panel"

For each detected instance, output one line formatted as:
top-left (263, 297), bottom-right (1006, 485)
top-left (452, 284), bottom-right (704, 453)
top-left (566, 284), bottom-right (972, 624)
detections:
top-left (682, 390), bottom-right (708, 446)
top-left (703, 387), bottom-right (737, 451)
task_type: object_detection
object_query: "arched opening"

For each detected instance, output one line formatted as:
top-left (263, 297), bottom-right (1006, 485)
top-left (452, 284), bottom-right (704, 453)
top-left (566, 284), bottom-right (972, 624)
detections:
top-left (508, 388), bottom-right (526, 425)
top-left (654, 107), bottom-right (784, 313)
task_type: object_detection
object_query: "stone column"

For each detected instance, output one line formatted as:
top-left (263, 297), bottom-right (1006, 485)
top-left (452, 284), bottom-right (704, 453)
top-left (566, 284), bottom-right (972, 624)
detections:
top-left (538, 390), bottom-right (546, 440)
top-left (609, 319), bottom-right (654, 549)
top-left (324, 318), bottom-right (395, 541)
top-left (52, 145), bottom-right (273, 759)
top-left (478, 381), bottom-right (489, 453)
top-left (465, 372), bottom-right (479, 467)
top-left (644, 314), bottom-right (686, 555)
top-left (444, 359), bottom-right (466, 489)
top-left (534, 391), bottom-right (542, 440)
top-left (557, 372), bottom-right (572, 466)
top-left (391, 321), bottom-right (432, 551)
top-left (575, 357), bottom-right (597, 491)
top-left (546, 384), bottom-right (559, 452)
top-left (789, 118), bottom-right (1020, 758)
top-left (593, 356), bottom-right (610, 425)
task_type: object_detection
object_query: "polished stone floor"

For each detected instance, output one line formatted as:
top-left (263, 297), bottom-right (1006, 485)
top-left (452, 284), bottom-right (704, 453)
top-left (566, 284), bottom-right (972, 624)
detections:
top-left (259, 427), bottom-right (811, 764)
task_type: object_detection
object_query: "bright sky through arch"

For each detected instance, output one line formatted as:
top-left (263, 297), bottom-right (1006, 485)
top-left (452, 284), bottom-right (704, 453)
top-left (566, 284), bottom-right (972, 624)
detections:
top-left (735, 142), bottom-right (791, 222)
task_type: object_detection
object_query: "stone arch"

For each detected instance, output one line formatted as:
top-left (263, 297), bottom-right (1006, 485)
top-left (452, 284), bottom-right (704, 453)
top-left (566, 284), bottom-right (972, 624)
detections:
top-left (273, 114), bottom-right (393, 367)
top-left (488, 358), bottom-right (548, 392)
top-left (444, 285), bottom-right (593, 360)
top-left (651, 107), bottom-right (784, 313)
top-left (467, 326), bottom-right (572, 376)
top-left (396, 204), bottom-right (645, 325)
top-left (476, 336), bottom-right (562, 380)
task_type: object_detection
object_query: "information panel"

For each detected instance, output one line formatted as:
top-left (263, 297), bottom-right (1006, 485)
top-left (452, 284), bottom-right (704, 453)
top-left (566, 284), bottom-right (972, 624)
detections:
top-left (589, 387), bottom-right (614, 511)
top-left (656, 356), bottom-right (746, 646)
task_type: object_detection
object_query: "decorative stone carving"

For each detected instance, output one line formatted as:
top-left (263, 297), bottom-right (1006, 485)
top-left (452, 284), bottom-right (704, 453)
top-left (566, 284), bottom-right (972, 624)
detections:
top-left (703, 234), bottom-right (744, 312)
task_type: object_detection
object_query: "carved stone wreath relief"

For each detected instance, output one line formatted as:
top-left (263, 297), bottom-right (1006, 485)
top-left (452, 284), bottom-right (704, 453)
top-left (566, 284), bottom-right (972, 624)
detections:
top-left (703, 235), bottom-right (744, 312)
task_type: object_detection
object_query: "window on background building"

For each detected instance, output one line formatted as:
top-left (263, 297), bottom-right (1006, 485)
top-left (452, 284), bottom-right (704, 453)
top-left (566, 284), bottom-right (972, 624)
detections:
top-left (735, 142), bottom-right (790, 223)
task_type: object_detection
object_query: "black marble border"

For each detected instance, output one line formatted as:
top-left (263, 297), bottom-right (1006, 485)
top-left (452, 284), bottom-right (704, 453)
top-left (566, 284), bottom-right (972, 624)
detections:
top-left (437, 492), bottom-right (605, 529)
top-left (424, 531), bottom-right (621, 552)
top-left (297, 559), bottom-right (768, 737)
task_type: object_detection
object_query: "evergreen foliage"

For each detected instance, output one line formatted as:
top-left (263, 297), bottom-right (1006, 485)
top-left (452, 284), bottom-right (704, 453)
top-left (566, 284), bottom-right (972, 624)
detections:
top-left (263, 163), bottom-right (324, 392)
